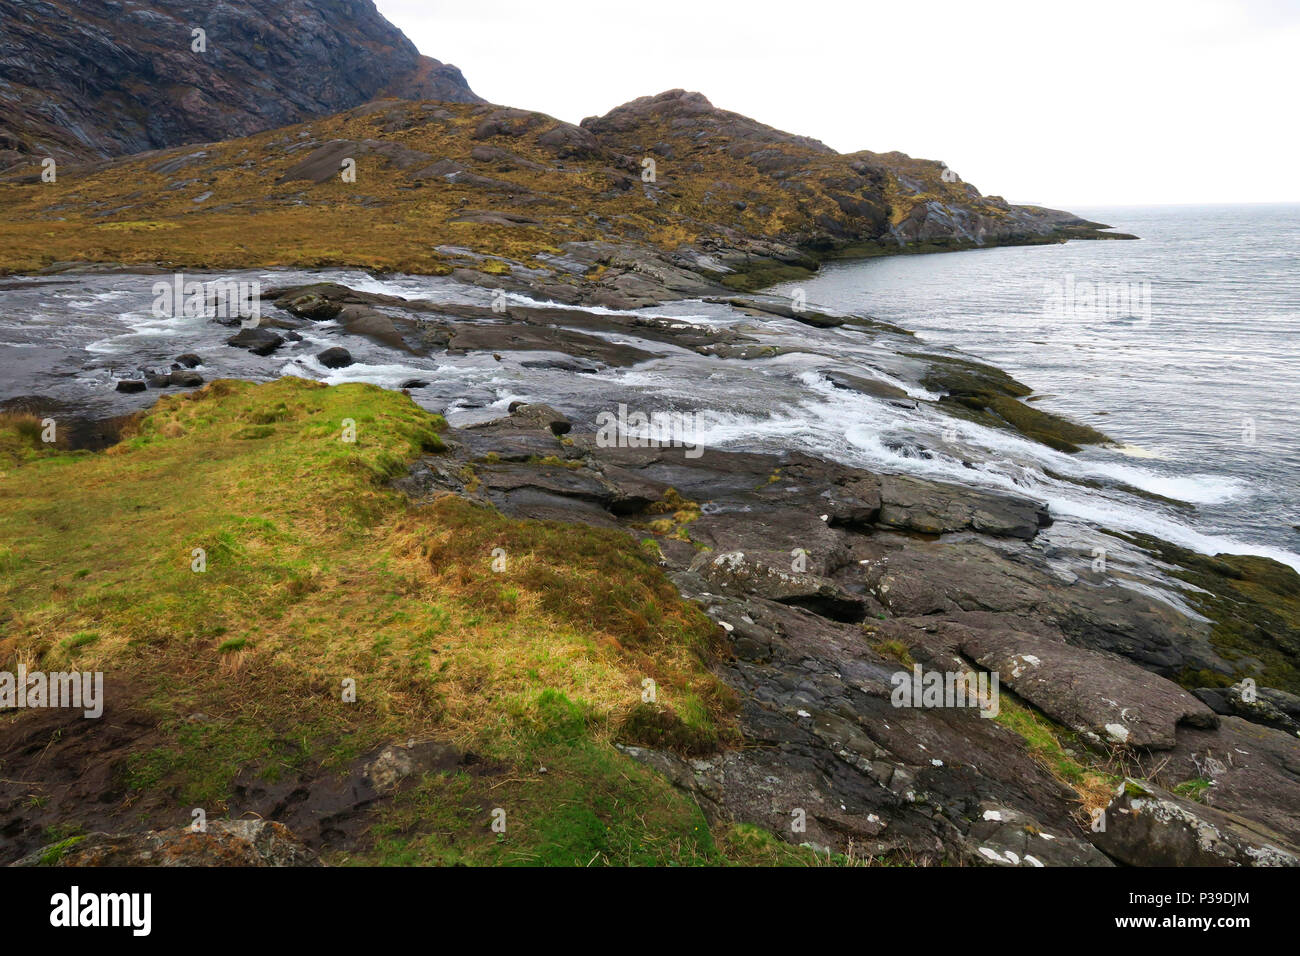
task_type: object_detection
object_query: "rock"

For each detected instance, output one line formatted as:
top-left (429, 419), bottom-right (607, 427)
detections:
top-left (12, 820), bottom-right (318, 867)
top-left (338, 305), bottom-right (410, 350)
top-left (362, 739), bottom-right (462, 792)
top-left (1094, 779), bottom-right (1300, 866)
top-left (472, 403), bottom-right (572, 436)
top-left (0, 0), bottom-right (481, 163)
top-left (167, 370), bottom-right (204, 388)
top-left (690, 548), bottom-right (866, 622)
top-left (1192, 684), bottom-right (1299, 734)
top-left (114, 379), bottom-right (146, 393)
top-left (280, 291), bottom-right (342, 321)
top-left (399, 379), bottom-right (429, 389)
top-left (825, 370), bottom-right (912, 403)
top-left (174, 353), bottom-right (202, 368)
top-left (723, 296), bottom-right (846, 329)
top-left (862, 541), bottom-right (1232, 681)
top-left (226, 328), bottom-right (284, 356)
top-left (520, 357), bottom-right (601, 374)
top-left (1137, 716), bottom-right (1300, 847)
top-left (957, 627), bottom-right (1218, 749)
top-left (316, 346), bottom-right (354, 369)
top-left (877, 474), bottom-right (1050, 539)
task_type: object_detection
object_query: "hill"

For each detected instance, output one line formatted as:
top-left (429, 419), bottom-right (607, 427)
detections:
top-left (0, 89), bottom-right (1130, 283)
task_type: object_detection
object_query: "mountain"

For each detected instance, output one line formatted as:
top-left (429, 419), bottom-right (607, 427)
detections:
top-left (0, 0), bottom-right (481, 166)
top-left (0, 90), bottom-right (1129, 283)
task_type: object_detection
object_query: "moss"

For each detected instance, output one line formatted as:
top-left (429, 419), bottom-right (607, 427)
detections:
top-left (1173, 778), bottom-right (1214, 802)
top-left (37, 835), bottom-right (87, 866)
top-left (616, 700), bottom-right (724, 756)
top-left (720, 261), bottom-right (817, 292)
top-left (916, 353), bottom-right (1109, 452)
top-left (1124, 534), bottom-right (1300, 694)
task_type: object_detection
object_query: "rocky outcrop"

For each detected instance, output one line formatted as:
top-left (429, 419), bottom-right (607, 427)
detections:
top-left (0, 0), bottom-right (481, 165)
top-left (1095, 780), bottom-right (1300, 867)
top-left (13, 820), bottom-right (318, 867)
top-left (391, 412), bottom-right (1300, 866)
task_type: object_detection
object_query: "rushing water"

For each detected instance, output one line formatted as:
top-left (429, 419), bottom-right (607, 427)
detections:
top-left (773, 203), bottom-right (1300, 566)
top-left (0, 206), bottom-right (1295, 573)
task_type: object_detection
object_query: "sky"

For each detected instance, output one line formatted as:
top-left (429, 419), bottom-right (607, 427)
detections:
top-left (376, 0), bottom-right (1299, 209)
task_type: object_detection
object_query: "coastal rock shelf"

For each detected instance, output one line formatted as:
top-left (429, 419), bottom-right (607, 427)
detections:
top-left (390, 406), bottom-right (1300, 866)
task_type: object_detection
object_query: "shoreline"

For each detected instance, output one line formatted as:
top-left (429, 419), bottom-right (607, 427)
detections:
top-left (3, 241), bottom-right (1297, 869)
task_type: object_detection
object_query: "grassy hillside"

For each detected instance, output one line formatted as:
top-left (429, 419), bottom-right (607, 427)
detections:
top-left (0, 93), bottom-right (1121, 277)
top-left (1, 377), bottom-right (869, 865)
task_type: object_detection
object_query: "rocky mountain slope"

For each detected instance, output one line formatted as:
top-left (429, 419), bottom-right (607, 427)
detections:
top-left (0, 89), bottom-right (1131, 282)
top-left (0, 0), bottom-right (481, 166)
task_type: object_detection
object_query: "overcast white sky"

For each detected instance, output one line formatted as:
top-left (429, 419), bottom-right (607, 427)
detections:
top-left (377, 0), bottom-right (1299, 208)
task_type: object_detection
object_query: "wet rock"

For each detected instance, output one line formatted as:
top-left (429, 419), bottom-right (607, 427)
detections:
top-left (446, 323), bottom-right (656, 367)
top-left (338, 305), bottom-right (410, 350)
top-left (520, 357), bottom-right (601, 373)
top-left (862, 541), bottom-right (1232, 681)
top-left (877, 474), bottom-right (1050, 539)
top-left (226, 328), bottom-right (284, 356)
top-left (825, 370), bottom-right (912, 403)
top-left (399, 378), bottom-right (429, 389)
top-left (174, 353), bottom-right (202, 368)
top-left (316, 346), bottom-right (354, 369)
top-left (114, 379), bottom-right (146, 393)
top-left (1094, 779), bottom-right (1300, 866)
top-left (722, 296), bottom-right (846, 329)
top-left (471, 403), bottom-right (571, 435)
top-left (278, 288), bottom-right (343, 321)
top-left (13, 820), bottom-right (318, 867)
top-left (167, 369), bottom-right (204, 388)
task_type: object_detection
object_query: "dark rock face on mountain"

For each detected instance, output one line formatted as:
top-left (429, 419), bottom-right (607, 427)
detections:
top-left (0, 0), bottom-right (481, 164)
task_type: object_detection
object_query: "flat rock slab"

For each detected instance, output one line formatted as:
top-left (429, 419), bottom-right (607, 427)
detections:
top-left (878, 474), bottom-right (1049, 539)
top-left (957, 627), bottom-right (1218, 749)
top-left (863, 541), bottom-right (1227, 680)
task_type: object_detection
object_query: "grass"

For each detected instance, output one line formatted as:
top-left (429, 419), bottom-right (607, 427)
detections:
top-left (0, 376), bottom-right (816, 865)
top-left (992, 693), bottom-right (1118, 818)
top-left (1172, 777), bottom-right (1214, 803)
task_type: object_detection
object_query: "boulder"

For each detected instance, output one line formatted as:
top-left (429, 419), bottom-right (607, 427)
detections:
top-left (226, 328), bottom-right (284, 356)
top-left (316, 346), bottom-right (354, 369)
top-left (279, 290), bottom-right (342, 321)
top-left (167, 370), bottom-right (204, 388)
